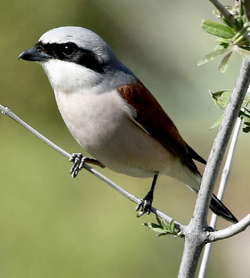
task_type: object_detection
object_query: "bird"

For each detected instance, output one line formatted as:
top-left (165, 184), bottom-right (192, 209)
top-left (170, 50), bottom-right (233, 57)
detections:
top-left (19, 26), bottom-right (238, 223)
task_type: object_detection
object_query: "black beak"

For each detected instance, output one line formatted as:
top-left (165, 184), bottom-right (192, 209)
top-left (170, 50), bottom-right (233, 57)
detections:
top-left (18, 45), bottom-right (51, 62)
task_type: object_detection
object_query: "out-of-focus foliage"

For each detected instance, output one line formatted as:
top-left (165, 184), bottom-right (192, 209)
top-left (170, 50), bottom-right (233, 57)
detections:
top-left (198, 1), bottom-right (250, 73)
top-left (210, 90), bottom-right (250, 130)
top-left (198, 1), bottom-right (250, 134)
top-left (1, 0), bottom-right (250, 278)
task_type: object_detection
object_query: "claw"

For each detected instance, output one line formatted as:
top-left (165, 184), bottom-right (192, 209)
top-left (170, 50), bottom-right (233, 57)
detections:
top-left (69, 153), bottom-right (87, 178)
top-left (135, 197), bottom-right (153, 217)
top-left (69, 153), bottom-right (105, 178)
top-left (135, 172), bottom-right (159, 217)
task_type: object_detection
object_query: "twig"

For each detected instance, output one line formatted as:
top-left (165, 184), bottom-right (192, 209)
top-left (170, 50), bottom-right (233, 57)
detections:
top-left (209, 0), bottom-right (236, 27)
top-left (178, 57), bottom-right (250, 278)
top-left (0, 105), bottom-right (71, 160)
top-left (208, 213), bottom-right (250, 241)
top-left (195, 58), bottom-right (250, 228)
top-left (178, 1), bottom-right (250, 275)
top-left (0, 104), bottom-right (186, 232)
top-left (209, 0), bottom-right (250, 42)
top-left (242, 0), bottom-right (250, 21)
top-left (198, 115), bottom-right (243, 278)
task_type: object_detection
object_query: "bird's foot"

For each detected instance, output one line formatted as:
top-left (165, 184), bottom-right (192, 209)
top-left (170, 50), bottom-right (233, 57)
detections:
top-left (69, 153), bottom-right (104, 178)
top-left (135, 191), bottom-right (154, 218)
top-left (135, 172), bottom-right (158, 217)
top-left (69, 153), bottom-right (88, 178)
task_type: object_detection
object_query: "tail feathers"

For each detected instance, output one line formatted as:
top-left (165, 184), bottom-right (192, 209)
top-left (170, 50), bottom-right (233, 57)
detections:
top-left (210, 194), bottom-right (238, 224)
top-left (186, 185), bottom-right (238, 224)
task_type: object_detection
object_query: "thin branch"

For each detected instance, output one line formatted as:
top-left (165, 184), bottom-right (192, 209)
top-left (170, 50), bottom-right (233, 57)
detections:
top-left (178, 58), bottom-right (250, 278)
top-left (0, 104), bottom-right (186, 233)
top-left (0, 105), bottom-right (71, 160)
top-left (208, 213), bottom-right (250, 241)
top-left (210, 0), bottom-right (250, 42)
top-left (179, 1), bottom-right (250, 276)
top-left (198, 116), bottom-right (243, 278)
top-left (242, 0), bottom-right (250, 21)
top-left (194, 58), bottom-right (250, 229)
top-left (214, 116), bottom-right (242, 204)
top-left (209, 0), bottom-right (236, 27)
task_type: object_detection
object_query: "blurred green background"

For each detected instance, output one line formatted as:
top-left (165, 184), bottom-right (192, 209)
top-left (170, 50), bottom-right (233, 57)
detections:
top-left (0, 0), bottom-right (249, 277)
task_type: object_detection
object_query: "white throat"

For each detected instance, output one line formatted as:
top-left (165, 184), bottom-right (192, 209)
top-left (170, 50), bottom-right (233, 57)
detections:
top-left (40, 59), bottom-right (103, 94)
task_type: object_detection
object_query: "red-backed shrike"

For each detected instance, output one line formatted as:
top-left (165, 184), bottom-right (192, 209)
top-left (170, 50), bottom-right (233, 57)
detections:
top-left (19, 26), bottom-right (237, 223)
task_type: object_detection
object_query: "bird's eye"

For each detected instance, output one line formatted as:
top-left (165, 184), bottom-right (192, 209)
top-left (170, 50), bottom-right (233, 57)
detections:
top-left (37, 45), bottom-right (44, 53)
top-left (61, 43), bottom-right (78, 56)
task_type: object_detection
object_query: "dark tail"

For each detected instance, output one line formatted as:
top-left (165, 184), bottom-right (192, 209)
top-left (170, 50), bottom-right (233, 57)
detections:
top-left (187, 185), bottom-right (238, 224)
top-left (210, 194), bottom-right (238, 224)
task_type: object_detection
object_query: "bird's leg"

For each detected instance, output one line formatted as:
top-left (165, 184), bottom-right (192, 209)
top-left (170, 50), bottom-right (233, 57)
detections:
top-left (69, 153), bottom-right (105, 178)
top-left (136, 171), bottom-right (159, 217)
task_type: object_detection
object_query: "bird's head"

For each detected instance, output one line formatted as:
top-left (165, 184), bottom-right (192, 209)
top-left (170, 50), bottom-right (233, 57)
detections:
top-left (19, 26), bottom-right (136, 94)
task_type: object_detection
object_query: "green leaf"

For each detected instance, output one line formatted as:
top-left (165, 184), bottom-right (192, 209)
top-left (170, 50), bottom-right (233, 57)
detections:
top-left (169, 219), bottom-right (175, 232)
top-left (214, 43), bottom-right (229, 50)
top-left (143, 222), bottom-right (160, 230)
top-left (198, 48), bottom-right (229, 66)
top-left (210, 115), bottom-right (223, 130)
top-left (243, 125), bottom-right (250, 133)
top-left (151, 227), bottom-right (168, 234)
top-left (156, 215), bottom-right (162, 226)
top-left (243, 95), bottom-right (250, 106)
top-left (215, 38), bottom-right (231, 44)
top-left (218, 51), bottom-right (234, 73)
top-left (237, 47), bottom-right (250, 61)
top-left (210, 90), bottom-right (232, 109)
top-left (161, 218), bottom-right (170, 230)
top-left (143, 216), bottom-right (182, 237)
top-left (212, 10), bottom-right (235, 30)
top-left (143, 222), bottom-right (167, 234)
top-left (157, 232), bottom-right (170, 237)
top-left (221, 18), bottom-right (235, 30)
top-left (239, 109), bottom-right (250, 120)
top-left (239, 109), bottom-right (250, 133)
top-left (201, 20), bottom-right (235, 38)
top-left (211, 90), bottom-right (250, 109)
top-left (210, 91), bottom-right (250, 130)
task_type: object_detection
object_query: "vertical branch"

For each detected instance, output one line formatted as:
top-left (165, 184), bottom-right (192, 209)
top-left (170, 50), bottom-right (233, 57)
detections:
top-left (178, 58), bottom-right (250, 278)
top-left (193, 58), bottom-right (250, 228)
top-left (198, 116), bottom-right (243, 278)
